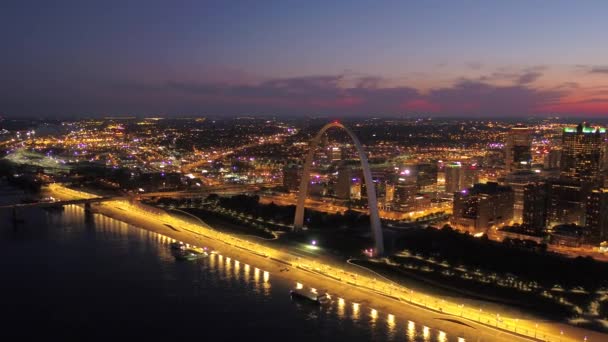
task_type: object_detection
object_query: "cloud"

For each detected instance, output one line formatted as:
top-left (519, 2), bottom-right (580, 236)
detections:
top-left (478, 67), bottom-right (544, 85)
top-left (427, 80), bottom-right (563, 116)
top-left (120, 75), bottom-right (422, 115)
top-left (465, 62), bottom-right (483, 70)
top-left (0, 71), bottom-right (577, 117)
top-left (517, 71), bottom-right (542, 84)
top-left (589, 66), bottom-right (608, 74)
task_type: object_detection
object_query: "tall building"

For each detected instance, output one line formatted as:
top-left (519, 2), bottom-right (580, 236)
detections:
top-left (586, 188), bottom-right (608, 241)
top-left (547, 179), bottom-right (587, 227)
top-left (603, 143), bottom-right (608, 184)
top-left (504, 170), bottom-right (542, 223)
top-left (328, 146), bottom-right (342, 162)
top-left (451, 182), bottom-right (514, 233)
top-left (445, 162), bottom-right (462, 193)
top-left (461, 164), bottom-right (480, 190)
top-left (394, 172), bottom-right (418, 211)
top-left (523, 182), bottom-right (549, 233)
top-left (415, 163), bottom-right (438, 190)
top-left (385, 183), bottom-right (395, 203)
top-left (543, 149), bottom-right (561, 170)
top-left (350, 181), bottom-right (362, 200)
top-left (560, 123), bottom-right (606, 185)
top-left (505, 126), bottom-right (533, 171)
top-left (282, 164), bottom-right (301, 191)
top-left (336, 165), bottom-right (352, 200)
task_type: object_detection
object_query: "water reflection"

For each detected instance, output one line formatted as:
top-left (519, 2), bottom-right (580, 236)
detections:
top-left (337, 298), bottom-right (345, 319)
top-left (0, 196), bottom-right (459, 342)
top-left (423, 325), bottom-right (431, 341)
top-left (407, 320), bottom-right (416, 341)
top-left (352, 302), bottom-right (360, 320)
top-left (386, 313), bottom-right (397, 340)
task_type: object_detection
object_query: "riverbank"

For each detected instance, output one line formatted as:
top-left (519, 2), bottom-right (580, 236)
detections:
top-left (91, 202), bottom-right (521, 341)
top-left (45, 184), bottom-right (607, 342)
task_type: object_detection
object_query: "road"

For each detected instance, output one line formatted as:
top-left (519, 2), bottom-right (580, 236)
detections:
top-left (260, 193), bottom-right (451, 221)
top-left (47, 183), bottom-right (607, 342)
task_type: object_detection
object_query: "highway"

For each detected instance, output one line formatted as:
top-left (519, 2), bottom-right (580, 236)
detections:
top-left (47, 183), bottom-right (606, 342)
top-left (260, 192), bottom-right (451, 221)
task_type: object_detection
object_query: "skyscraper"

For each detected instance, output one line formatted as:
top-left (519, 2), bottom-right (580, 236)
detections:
top-left (282, 164), bottom-right (301, 191)
top-left (461, 163), bottom-right (480, 190)
top-left (547, 179), bottom-right (586, 227)
top-left (445, 162), bottom-right (462, 193)
top-left (560, 123), bottom-right (606, 186)
top-left (395, 170), bottom-right (418, 211)
top-left (504, 170), bottom-right (542, 223)
top-left (505, 125), bottom-right (533, 172)
top-left (586, 188), bottom-right (608, 241)
top-left (523, 182), bottom-right (549, 233)
top-left (415, 163), bottom-right (438, 190)
top-left (543, 149), bottom-right (561, 170)
top-left (336, 164), bottom-right (352, 200)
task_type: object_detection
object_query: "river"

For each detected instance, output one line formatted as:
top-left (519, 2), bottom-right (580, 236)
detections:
top-left (0, 187), bottom-right (455, 341)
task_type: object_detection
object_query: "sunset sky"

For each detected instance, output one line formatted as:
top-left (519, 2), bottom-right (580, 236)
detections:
top-left (2, 0), bottom-right (608, 117)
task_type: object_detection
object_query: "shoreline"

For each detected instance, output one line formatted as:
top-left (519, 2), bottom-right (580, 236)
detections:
top-left (90, 203), bottom-right (515, 341)
top-left (41, 183), bottom-right (607, 342)
top-left (91, 200), bottom-right (590, 342)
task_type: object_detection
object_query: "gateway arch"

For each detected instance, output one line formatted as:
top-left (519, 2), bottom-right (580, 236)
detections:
top-left (293, 121), bottom-right (385, 255)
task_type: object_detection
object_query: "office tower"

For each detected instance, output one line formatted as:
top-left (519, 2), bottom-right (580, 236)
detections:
top-left (336, 165), bottom-right (352, 200)
top-left (328, 146), bottom-right (341, 162)
top-left (547, 179), bottom-right (586, 227)
top-left (451, 182), bottom-right (514, 233)
top-left (282, 164), bottom-right (301, 191)
top-left (505, 125), bottom-right (533, 171)
top-left (586, 188), bottom-right (608, 241)
top-left (523, 182), bottom-right (549, 233)
top-left (385, 183), bottom-right (395, 203)
top-left (415, 163), bottom-right (438, 190)
top-left (350, 181), bottom-right (362, 200)
top-left (544, 149), bottom-right (561, 170)
top-left (445, 162), bottom-right (462, 193)
top-left (560, 123), bottom-right (606, 185)
top-left (395, 171), bottom-right (417, 211)
top-left (461, 164), bottom-right (480, 190)
top-left (504, 170), bottom-right (542, 223)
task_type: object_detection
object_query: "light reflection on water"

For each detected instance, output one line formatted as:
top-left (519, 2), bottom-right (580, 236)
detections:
top-left (0, 203), bottom-right (462, 341)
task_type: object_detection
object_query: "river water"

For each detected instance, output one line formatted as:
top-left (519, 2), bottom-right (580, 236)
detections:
top-left (0, 188), bottom-right (458, 341)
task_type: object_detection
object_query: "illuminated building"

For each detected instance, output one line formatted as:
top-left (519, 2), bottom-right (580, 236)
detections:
top-left (560, 123), bottom-right (606, 185)
top-left (505, 125), bottom-right (533, 171)
top-left (350, 181), bottom-right (362, 200)
top-left (523, 182), bottom-right (549, 233)
top-left (282, 164), bottom-right (301, 191)
top-left (504, 170), bottom-right (542, 223)
top-left (415, 163), bottom-right (438, 191)
top-left (336, 165), bottom-right (353, 200)
top-left (385, 183), bottom-right (395, 202)
top-left (547, 179), bottom-right (586, 227)
top-left (586, 188), bottom-right (608, 241)
top-left (452, 182), bottom-right (514, 233)
top-left (445, 162), bottom-right (462, 193)
top-left (543, 149), bottom-right (561, 170)
top-left (394, 168), bottom-right (417, 211)
top-left (329, 146), bottom-right (342, 161)
top-left (461, 163), bottom-right (480, 190)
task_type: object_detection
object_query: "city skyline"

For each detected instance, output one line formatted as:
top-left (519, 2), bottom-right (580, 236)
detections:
top-left (3, 1), bottom-right (608, 117)
top-left (3, 2), bottom-right (608, 341)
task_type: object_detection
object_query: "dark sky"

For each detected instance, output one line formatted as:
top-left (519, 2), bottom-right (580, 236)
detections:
top-left (2, 0), bottom-right (608, 118)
